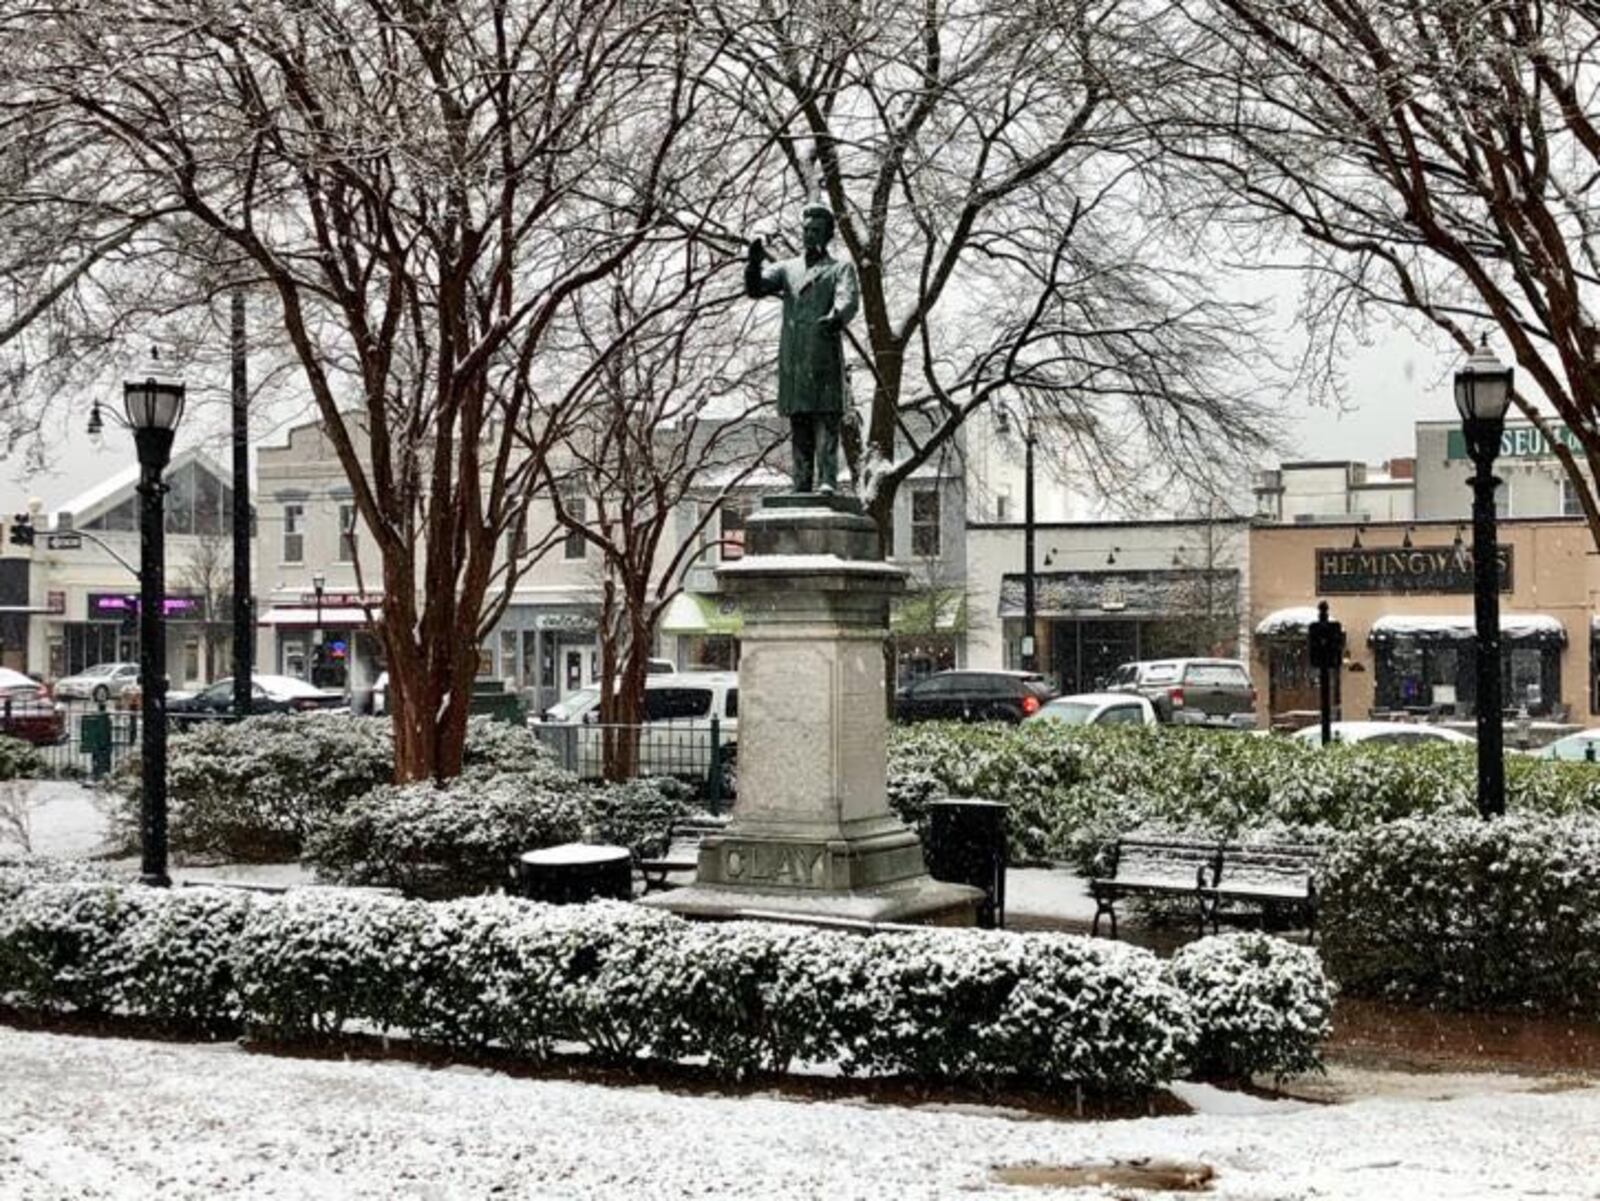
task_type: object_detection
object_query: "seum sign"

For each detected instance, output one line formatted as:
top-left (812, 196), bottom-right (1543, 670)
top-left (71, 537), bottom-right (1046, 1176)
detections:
top-left (1445, 422), bottom-right (1581, 461)
top-left (1315, 545), bottom-right (1513, 594)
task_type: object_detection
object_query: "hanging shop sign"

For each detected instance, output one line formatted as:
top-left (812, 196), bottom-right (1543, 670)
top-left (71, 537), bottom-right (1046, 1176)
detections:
top-left (1314, 545), bottom-right (1512, 595)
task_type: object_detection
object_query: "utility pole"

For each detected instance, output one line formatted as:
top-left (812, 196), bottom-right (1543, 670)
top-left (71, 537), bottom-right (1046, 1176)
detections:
top-left (231, 289), bottom-right (253, 715)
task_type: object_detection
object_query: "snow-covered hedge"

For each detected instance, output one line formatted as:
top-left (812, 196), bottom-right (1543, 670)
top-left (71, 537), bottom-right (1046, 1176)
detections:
top-left (887, 723), bottom-right (1600, 867)
top-left (108, 714), bottom-right (566, 862)
top-left (0, 868), bottom-right (1330, 1089)
top-left (1320, 814), bottom-right (1600, 1011)
top-left (1165, 933), bottom-right (1332, 1081)
top-left (302, 775), bottom-right (587, 898)
top-left (0, 735), bottom-right (41, 780)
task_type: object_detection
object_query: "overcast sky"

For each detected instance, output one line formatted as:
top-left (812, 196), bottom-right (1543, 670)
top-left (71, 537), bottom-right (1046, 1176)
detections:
top-left (1, 301), bottom-right (1481, 521)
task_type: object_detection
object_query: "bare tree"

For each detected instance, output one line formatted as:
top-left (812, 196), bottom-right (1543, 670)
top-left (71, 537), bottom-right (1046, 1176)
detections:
top-left (2, 0), bottom-right (748, 780)
top-left (543, 255), bottom-right (783, 776)
top-left (1165, 0), bottom-right (1600, 546)
top-left (177, 533), bottom-right (232, 680)
top-left (699, 0), bottom-right (1279, 543)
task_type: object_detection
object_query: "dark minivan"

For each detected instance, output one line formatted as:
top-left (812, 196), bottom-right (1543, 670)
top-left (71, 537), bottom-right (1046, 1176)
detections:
top-left (895, 670), bottom-right (1057, 724)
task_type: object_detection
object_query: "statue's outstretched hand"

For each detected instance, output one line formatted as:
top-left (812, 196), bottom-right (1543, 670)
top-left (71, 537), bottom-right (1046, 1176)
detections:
top-left (816, 313), bottom-right (843, 333)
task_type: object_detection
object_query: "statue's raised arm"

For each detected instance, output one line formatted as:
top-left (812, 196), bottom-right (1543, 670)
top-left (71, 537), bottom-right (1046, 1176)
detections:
top-left (744, 204), bottom-right (857, 495)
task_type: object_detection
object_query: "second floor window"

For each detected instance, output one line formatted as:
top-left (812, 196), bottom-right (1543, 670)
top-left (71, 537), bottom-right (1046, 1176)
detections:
top-left (338, 504), bottom-right (358, 562)
top-left (720, 500), bottom-right (748, 561)
top-left (282, 504), bottom-right (304, 563)
top-left (564, 497), bottom-right (587, 560)
top-left (911, 488), bottom-right (941, 557)
top-left (1562, 477), bottom-right (1584, 518)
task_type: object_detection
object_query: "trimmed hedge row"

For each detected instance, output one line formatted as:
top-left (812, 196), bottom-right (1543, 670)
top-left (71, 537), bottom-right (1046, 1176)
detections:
top-left (0, 871), bottom-right (1331, 1089)
top-left (887, 723), bottom-right (1600, 867)
top-left (1320, 813), bottom-right (1600, 1011)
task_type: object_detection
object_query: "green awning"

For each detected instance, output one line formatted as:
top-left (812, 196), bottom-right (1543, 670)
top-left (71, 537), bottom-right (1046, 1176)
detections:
top-left (660, 592), bottom-right (743, 636)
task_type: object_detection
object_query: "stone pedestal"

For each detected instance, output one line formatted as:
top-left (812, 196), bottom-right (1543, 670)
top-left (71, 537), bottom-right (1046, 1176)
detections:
top-left (643, 494), bottom-right (981, 926)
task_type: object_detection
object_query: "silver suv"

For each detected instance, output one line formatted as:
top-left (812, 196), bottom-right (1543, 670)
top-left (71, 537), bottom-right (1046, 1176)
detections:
top-left (1106, 658), bottom-right (1257, 728)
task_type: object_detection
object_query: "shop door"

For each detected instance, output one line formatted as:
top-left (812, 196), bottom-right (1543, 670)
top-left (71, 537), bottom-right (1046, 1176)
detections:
top-left (1080, 621), bottom-right (1138, 693)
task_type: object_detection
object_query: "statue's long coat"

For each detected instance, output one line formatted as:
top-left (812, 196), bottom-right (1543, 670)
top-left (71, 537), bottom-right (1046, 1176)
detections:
top-left (748, 251), bottom-right (860, 416)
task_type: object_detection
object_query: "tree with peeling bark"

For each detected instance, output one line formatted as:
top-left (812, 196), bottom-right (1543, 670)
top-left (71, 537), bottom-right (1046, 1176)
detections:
top-left (1, 0), bottom-right (746, 781)
top-left (542, 255), bottom-right (783, 778)
top-left (700, 0), bottom-right (1278, 546)
top-left (1164, 0), bottom-right (1600, 546)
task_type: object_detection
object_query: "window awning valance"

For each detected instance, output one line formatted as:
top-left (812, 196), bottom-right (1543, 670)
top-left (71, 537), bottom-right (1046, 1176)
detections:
top-left (1367, 614), bottom-right (1567, 646)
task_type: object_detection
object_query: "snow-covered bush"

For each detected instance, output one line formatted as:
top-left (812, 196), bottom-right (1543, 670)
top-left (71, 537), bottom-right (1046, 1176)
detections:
top-left (112, 887), bottom-right (254, 1029)
top-left (108, 714), bottom-right (563, 864)
top-left (0, 854), bottom-right (118, 904)
top-left (1166, 933), bottom-right (1331, 1081)
top-left (1320, 814), bottom-right (1600, 1010)
top-left (580, 776), bottom-right (697, 860)
top-left (0, 735), bottom-right (42, 780)
top-left (0, 872), bottom-right (1328, 1090)
top-left (0, 881), bottom-right (149, 1013)
top-left (231, 889), bottom-right (435, 1036)
top-left (302, 774), bottom-right (586, 898)
top-left (852, 929), bottom-right (1196, 1089)
top-left (109, 714), bottom-right (395, 861)
top-left (886, 724), bottom-right (1600, 867)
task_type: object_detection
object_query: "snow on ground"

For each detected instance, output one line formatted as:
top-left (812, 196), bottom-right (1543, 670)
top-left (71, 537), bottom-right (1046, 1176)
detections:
top-left (2, 781), bottom-right (114, 859)
top-left (2, 1026), bottom-right (1597, 1200)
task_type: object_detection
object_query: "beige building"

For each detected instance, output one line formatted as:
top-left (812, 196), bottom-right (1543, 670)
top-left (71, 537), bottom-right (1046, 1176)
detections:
top-left (1249, 518), bottom-right (1600, 727)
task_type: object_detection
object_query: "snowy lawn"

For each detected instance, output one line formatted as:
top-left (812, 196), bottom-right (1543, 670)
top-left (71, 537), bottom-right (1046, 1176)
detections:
top-left (2, 1026), bottom-right (1596, 1199)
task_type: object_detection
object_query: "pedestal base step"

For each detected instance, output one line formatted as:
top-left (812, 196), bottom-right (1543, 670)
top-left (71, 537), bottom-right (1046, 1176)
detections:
top-left (639, 874), bottom-right (982, 928)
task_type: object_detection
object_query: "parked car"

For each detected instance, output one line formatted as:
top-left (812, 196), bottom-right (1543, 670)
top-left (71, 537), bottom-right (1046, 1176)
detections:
top-left (537, 671), bottom-right (738, 785)
top-left (894, 670), bottom-right (1057, 724)
top-left (1025, 692), bottom-right (1158, 727)
top-left (1534, 728), bottom-right (1600, 762)
top-left (1291, 721), bottom-right (1477, 747)
top-left (0, 667), bottom-right (65, 745)
top-left (52, 662), bottom-right (142, 703)
top-left (1105, 658), bottom-right (1257, 727)
top-left (167, 674), bottom-right (346, 721)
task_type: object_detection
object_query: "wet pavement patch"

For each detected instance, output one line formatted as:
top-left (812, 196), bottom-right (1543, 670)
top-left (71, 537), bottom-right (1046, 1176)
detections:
top-left (991, 1158), bottom-right (1215, 1191)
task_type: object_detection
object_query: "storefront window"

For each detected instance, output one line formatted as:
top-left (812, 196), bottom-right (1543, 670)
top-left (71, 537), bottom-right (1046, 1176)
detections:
top-left (1374, 635), bottom-right (1560, 717)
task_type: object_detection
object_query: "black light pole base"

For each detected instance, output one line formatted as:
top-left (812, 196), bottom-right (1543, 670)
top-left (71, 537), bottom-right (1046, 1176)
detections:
top-left (135, 426), bottom-right (175, 888)
top-left (1468, 442), bottom-right (1506, 819)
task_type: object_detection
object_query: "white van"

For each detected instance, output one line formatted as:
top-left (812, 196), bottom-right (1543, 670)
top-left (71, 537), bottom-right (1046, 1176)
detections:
top-left (537, 670), bottom-right (737, 784)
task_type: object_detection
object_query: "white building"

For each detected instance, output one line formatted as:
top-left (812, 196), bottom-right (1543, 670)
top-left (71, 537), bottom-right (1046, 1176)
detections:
top-left (1253, 459), bottom-right (1416, 525)
top-left (5, 449), bottom-right (247, 687)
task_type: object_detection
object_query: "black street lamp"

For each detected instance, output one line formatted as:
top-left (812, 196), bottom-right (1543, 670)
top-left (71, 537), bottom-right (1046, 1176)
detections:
top-left (1454, 337), bottom-right (1514, 819)
top-left (109, 370), bottom-right (186, 886)
top-left (310, 570), bottom-right (326, 685)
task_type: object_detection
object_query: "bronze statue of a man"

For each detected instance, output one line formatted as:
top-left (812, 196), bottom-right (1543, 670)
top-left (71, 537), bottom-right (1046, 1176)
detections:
top-left (745, 203), bottom-right (860, 494)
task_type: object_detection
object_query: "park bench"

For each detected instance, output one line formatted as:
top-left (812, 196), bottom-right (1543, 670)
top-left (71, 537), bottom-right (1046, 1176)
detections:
top-left (638, 814), bottom-right (730, 893)
top-left (1205, 841), bottom-right (1319, 938)
top-left (1089, 836), bottom-right (1319, 940)
top-left (1089, 837), bottom-right (1222, 939)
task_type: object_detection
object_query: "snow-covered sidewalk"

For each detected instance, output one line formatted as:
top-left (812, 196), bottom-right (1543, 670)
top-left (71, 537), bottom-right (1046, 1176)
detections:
top-left (1, 1026), bottom-right (1595, 1199)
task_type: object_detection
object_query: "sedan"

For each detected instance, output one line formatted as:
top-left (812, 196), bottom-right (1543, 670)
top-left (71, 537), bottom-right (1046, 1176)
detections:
top-left (0, 667), bottom-right (66, 745)
top-left (894, 670), bottom-right (1057, 724)
top-left (1291, 721), bottom-right (1476, 747)
top-left (53, 662), bottom-right (141, 703)
top-left (1025, 692), bottom-right (1158, 727)
top-left (168, 674), bottom-right (346, 721)
top-left (1534, 729), bottom-right (1600, 762)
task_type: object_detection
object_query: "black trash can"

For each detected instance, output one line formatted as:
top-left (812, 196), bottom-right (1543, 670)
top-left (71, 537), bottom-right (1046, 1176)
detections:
top-left (924, 799), bottom-right (1009, 929)
top-left (517, 844), bottom-right (632, 904)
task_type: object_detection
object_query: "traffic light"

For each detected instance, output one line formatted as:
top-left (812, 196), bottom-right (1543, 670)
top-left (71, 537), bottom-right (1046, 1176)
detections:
top-left (7, 515), bottom-right (33, 547)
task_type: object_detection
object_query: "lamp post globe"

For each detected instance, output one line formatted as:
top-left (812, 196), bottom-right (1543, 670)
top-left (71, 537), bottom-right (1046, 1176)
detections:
top-left (124, 371), bottom-right (185, 886)
top-left (1454, 337), bottom-right (1513, 819)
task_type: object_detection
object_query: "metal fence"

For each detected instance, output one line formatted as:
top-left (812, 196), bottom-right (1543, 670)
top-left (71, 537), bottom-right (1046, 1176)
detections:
top-left (529, 718), bottom-right (735, 809)
top-left (3, 698), bottom-right (142, 779)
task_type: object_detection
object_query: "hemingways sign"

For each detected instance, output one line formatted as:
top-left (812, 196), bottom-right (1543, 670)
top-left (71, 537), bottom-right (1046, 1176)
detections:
top-left (1315, 545), bottom-right (1513, 595)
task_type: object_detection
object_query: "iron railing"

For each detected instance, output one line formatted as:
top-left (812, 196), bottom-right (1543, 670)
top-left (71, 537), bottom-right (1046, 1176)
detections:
top-left (530, 718), bottom-right (735, 810)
